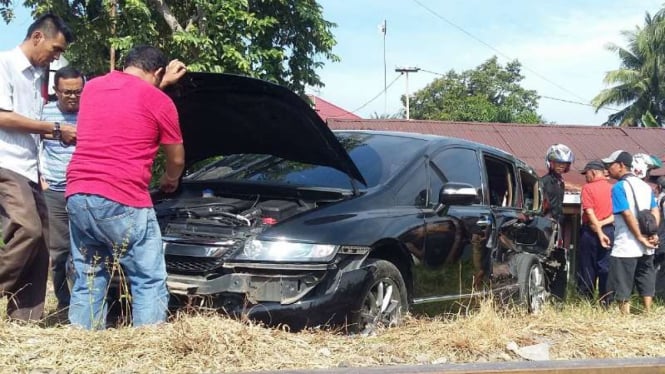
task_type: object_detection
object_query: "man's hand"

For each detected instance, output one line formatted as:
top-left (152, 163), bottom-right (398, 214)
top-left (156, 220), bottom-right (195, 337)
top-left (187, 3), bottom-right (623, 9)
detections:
top-left (60, 124), bottom-right (76, 145)
top-left (648, 234), bottom-right (659, 248)
top-left (598, 232), bottom-right (611, 249)
top-left (159, 173), bottom-right (180, 193)
top-left (160, 59), bottom-right (187, 89)
top-left (638, 234), bottom-right (658, 249)
top-left (39, 176), bottom-right (49, 191)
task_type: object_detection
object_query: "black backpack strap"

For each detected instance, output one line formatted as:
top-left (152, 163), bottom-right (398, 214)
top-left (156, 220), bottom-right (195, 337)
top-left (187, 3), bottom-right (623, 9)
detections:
top-left (624, 177), bottom-right (641, 212)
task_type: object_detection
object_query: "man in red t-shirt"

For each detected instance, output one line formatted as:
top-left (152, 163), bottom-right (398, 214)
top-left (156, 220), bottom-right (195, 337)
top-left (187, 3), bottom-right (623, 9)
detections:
top-left (65, 45), bottom-right (186, 330)
top-left (577, 160), bottom-right (614, 302)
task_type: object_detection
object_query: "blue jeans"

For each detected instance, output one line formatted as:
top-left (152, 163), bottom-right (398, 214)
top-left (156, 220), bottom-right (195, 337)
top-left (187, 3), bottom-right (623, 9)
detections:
top-left (66, 194), bottom-right (168, 329)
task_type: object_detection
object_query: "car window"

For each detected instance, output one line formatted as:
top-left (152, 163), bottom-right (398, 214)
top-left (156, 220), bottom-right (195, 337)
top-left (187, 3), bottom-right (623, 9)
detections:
top-left (394, 160), bottom-right (428, 207)
top-left (185, 132), bottom-right (425, 189)
top-left (483, 155), bottom-right (518, 208)
top-left (430, 147), bottom-right (482, 205)
top-left (520, 169), bottom-right (541, 211)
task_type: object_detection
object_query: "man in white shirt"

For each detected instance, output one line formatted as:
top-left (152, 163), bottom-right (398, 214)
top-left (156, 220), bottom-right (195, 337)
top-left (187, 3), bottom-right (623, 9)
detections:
top-left (0, 14), bottom-right (76, 321)
top-left (603, 150), bottom-right (659, 314)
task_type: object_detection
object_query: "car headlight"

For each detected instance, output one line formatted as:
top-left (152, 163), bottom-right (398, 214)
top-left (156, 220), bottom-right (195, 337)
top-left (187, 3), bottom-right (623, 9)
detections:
top-left (239, 238), bottom-right (338, 262)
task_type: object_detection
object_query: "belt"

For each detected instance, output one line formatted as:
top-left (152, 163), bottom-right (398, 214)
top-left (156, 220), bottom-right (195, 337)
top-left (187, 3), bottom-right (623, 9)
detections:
top-left (582, 223), bottom-right (613, 229)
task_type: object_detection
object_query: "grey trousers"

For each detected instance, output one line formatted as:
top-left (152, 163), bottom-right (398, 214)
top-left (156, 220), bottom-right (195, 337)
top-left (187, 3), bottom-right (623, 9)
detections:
top-left (0, 167), bottom-right (49, 321)
top-left (43, 189), bottom-right (71, 309)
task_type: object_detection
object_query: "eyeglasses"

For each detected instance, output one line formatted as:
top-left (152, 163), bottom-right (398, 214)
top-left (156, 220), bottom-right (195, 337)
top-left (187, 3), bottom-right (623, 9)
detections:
top-left (56, 89), bottom-right (83, 97)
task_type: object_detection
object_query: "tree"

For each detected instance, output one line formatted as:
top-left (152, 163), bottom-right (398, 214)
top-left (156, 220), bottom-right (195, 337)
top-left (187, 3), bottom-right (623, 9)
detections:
top-left (370, 111), bottom-right (404, 119)
top-left (3, 0), bottom-right (338, 95)
top-left (0, 1), bottom-right (13, 23)
top-left (592, 11), bottom-right (665, 127)
top-left (406, 56), bottom-right (543, 124)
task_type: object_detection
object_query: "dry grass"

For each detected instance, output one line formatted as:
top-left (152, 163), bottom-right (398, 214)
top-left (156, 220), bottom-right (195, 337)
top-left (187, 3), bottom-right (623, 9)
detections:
top-left (1, 296), bottom-right (665, 373)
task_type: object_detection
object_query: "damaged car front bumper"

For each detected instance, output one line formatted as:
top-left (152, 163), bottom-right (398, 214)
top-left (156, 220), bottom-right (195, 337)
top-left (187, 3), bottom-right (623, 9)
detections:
top-left (167, 261), bottom-right (372, 329)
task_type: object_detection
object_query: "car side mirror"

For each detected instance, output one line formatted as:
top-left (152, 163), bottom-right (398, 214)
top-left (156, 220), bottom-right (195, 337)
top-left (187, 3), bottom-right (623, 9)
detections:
top-left (435, 182), bottom-right (478, 214)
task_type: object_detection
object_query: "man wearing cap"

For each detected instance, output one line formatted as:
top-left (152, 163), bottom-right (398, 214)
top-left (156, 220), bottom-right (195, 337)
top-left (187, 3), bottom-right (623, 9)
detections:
top-left (603, 150), bottom-right (659, 313)
top-left (577, 160), bottom-right (614, 302)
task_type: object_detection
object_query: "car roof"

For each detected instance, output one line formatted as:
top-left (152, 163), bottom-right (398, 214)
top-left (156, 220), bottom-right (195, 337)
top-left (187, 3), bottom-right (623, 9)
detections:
top-left (334, 129), bottom-right (538, 176)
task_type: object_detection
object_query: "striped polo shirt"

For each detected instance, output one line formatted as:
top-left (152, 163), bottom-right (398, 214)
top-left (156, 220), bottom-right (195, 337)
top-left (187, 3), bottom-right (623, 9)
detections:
top-left (39, 101), bottom-right (77, 192)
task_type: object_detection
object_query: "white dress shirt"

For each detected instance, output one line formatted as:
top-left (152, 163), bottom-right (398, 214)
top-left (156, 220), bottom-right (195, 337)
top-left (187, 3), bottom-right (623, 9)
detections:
top-left (0, 47), bottom-right (46, 183)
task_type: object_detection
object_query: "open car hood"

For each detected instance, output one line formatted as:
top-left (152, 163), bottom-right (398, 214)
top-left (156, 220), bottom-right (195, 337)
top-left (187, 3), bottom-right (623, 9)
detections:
top-left (168, 72), bottom-right (366, 185)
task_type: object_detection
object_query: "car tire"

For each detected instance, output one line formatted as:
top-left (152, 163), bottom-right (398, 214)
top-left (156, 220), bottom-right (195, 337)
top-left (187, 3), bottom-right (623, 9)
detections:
top-left (348, 259), bottom-right (408, 334)
top-left (516, 254), bottom-right (547, 313)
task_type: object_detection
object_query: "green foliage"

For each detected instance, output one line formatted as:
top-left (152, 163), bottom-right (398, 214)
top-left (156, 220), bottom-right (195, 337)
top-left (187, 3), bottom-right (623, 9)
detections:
top-left (370, 111), bottom-right (405, 119)
top-left (406, 56), bottom-right (544, 124)
top-left (9, 0), bottom-right (337, 95)
top-left (593, 11), bottom-right (665, 127)
top-left (0, 0), bottom-right (13, 23)
top-left (3, 1), bottom-right (338, 184)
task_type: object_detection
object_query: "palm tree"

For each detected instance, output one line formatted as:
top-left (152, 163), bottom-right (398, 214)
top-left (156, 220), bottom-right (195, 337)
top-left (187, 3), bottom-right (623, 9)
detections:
top-left (592, 11), bottom-right (665, 127)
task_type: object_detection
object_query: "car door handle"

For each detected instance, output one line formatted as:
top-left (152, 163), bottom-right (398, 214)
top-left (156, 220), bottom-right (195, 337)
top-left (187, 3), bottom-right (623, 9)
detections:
top-left (477, 216), bottom-right (491, 227)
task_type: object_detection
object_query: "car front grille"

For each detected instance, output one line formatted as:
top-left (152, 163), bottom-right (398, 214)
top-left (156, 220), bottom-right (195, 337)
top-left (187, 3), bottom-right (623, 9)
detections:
top-left (166, 255), bottom-right (226, 274)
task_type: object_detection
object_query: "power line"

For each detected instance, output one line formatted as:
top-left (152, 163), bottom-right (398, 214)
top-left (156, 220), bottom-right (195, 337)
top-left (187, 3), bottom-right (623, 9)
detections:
top-left (410, 0), bottom-right (593, 104)
top-left (332, 73), bottom-right (403, 117)
top-left (418, 67), bottom-right (622, 113)
top-left (539, 95), bottom-right (621, 112)
top-left (419, 68), bottom-right (444, 76)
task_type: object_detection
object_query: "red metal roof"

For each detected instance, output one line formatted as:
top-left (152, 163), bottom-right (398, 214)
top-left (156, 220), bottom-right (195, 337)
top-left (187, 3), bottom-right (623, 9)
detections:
top-left (327, 119), bottom-right (665, 191)
top-left (308, 95), bottom-right (361, 122)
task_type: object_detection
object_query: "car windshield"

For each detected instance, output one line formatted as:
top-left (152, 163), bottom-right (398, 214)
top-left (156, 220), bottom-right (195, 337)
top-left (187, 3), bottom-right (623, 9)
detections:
top-left (186, 132), bottom-right (425, 189)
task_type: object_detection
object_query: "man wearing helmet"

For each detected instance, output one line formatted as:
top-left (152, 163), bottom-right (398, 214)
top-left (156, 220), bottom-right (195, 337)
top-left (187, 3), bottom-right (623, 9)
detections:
top-left (542, 144), bottom-right (574, 226)
top-left (631, 153), bottom-right (661, 181)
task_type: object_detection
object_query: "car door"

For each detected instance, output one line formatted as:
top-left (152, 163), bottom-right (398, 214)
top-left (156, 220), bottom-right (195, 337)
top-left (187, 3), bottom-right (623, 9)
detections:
top-left (482, 154), bottom-right (556, 289)
top-left (410, 146), bottom-right (493, 303)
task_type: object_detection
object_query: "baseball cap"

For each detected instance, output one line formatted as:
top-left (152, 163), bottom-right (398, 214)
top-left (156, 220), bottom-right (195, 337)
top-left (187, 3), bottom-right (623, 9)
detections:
top-left (581, 160), bottom-right (605, 174)
top-left (602, 150), bottom-right (633, 167)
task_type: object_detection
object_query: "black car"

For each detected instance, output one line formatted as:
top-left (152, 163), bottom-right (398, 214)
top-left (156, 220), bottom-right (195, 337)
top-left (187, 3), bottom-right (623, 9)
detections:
top-left (157, 73), bottom-right (566, 332)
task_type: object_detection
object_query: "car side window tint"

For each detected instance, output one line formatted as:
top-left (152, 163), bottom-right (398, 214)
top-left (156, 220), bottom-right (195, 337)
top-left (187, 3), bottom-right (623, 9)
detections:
top-left (430, 147), bottom-right (482, 204)
top-left (520, 169), bottom-right (541, 211)
top-left (484, 156), bottom-right (518, 208)
top-left (395, 161), bottom-right (428, 207)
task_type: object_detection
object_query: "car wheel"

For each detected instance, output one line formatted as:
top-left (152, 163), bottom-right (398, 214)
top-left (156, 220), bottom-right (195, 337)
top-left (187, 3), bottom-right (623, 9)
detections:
top-left (517, 254), bottom-right (547, 313)
top-left (349, 259), bottom-right (407, 334)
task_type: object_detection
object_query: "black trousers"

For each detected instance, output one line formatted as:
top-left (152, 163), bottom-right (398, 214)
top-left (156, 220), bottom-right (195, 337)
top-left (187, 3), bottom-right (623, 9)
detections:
top-left (0, 167), bottom-right (49, 321)
top-left (576, 225), bottom-right (614, 300)
top-left (44, 188), bottom-right (71, 309)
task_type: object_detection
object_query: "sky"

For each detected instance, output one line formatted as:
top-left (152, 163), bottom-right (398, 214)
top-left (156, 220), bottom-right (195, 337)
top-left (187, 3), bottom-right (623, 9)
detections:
top-left (314, 0), bottom-right (665, 125)
top-left (1, 1), bottom-right (663, 125)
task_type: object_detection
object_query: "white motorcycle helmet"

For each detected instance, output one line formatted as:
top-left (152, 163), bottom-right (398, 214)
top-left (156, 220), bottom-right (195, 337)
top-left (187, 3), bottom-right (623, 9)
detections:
top-left (545, 144), bottom-right (574, 173)
top-left (632, 153), bottom-right (660, 179)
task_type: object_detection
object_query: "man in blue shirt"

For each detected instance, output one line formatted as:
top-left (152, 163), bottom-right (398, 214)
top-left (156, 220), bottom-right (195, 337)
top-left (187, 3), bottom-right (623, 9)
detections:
top-left (39, 66), bottom-right (83, 311)
top-left (603, 150), bottom-right (659, 314)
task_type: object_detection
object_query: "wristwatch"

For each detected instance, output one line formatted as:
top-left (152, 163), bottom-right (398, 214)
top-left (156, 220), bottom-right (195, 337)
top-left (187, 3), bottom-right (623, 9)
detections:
top-left (52, 122), bottom-right (61, 140)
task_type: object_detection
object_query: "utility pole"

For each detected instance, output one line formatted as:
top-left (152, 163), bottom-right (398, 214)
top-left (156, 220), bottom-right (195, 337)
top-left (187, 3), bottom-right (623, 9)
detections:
top-left (395, 67), bottom-right (420, 120)
top-left (109, 0), bottom-right (117, 71)
top-left (380, 19), bottom-right (387, 114)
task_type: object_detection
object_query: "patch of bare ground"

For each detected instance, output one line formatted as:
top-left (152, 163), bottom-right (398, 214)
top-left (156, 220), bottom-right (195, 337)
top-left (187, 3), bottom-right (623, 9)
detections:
top-left (0, 298), bottom-right (664, 373)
